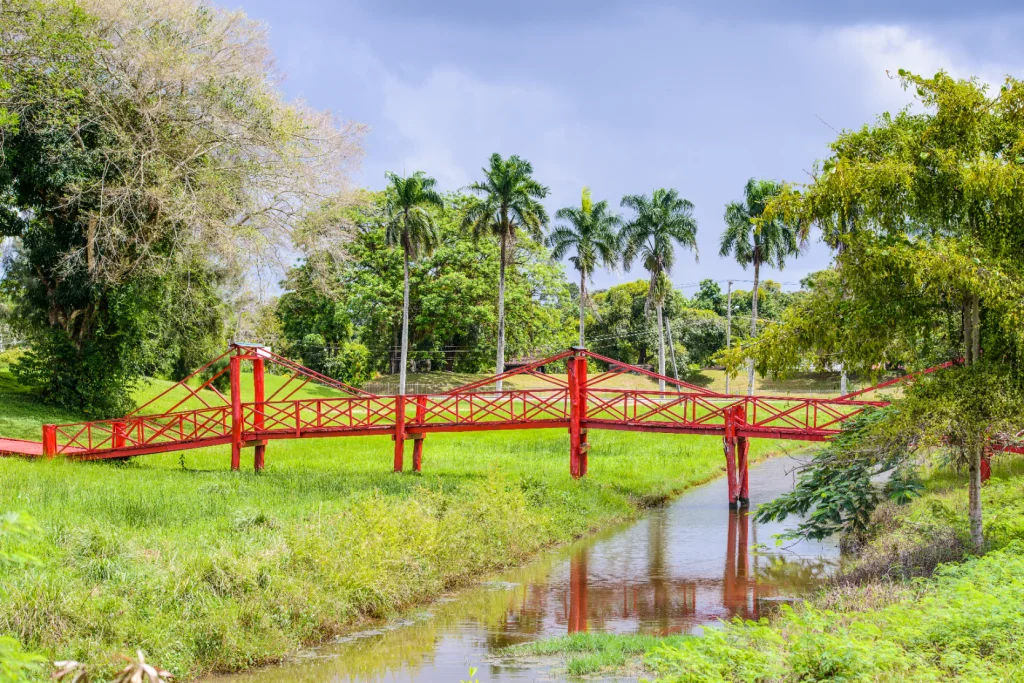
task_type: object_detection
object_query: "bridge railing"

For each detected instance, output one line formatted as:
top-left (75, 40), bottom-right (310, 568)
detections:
top-left (583, 388), bottom-right (884, 436)
top-left (51, 405), bottom-right (232, 456)
top-left (239, 388), bottom-right (572, 437)
top-left (415, 388), bottom-right (569, 427)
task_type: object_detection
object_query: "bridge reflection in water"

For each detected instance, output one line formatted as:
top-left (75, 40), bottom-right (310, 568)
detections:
top-left (214, 457), bottom-right (838, 683)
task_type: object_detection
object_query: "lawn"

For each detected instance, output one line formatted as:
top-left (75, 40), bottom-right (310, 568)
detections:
top-left (0, 368), bottom-right (787, 681)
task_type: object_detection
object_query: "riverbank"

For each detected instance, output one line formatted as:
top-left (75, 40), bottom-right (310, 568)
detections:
top-left (507, 459), bottom-right (1024, 680)
top-left (0, 425), bottom-right (785, 681)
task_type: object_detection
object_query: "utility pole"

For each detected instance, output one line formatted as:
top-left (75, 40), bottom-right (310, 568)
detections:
top-left (725, 280), bottom-right (733, 394)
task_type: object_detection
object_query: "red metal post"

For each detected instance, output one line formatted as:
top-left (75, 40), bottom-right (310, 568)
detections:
top-left (723, 408), bottom-right (738, 508)
top-left (394, 395), bottom-right (406, 472)
top-left (42, 424), bottom-right (57, 458)
top-left (230, 354), bottom-right (242, 471)
top-left (568, 353), bottom-right (582, 478)
top-left (112, 421), bottom-right (126, 450)
top-left (253, 357), bottom-right (266, 472)
top-left (577, 355), bottom-right (589, 477)
top-left (412, 395), bottom-right (426, 472)
top-left (981, 448), bottom-right (992, 483)
top-left (737, 436), bottom-right (750, 506)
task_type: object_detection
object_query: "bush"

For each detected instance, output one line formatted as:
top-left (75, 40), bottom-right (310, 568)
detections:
top-left (647, 543), bottom-right (1024, 681)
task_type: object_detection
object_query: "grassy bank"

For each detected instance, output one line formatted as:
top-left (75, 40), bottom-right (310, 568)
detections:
top-left (0, 378), bottom-right (784, 681)
top-left (508, 460), bottom-right (1024, 681)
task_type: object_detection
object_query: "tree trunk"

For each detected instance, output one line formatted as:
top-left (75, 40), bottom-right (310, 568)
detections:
top-left (399, 250), bottom-right (411, 395)
top-left (747, 258), bottom-right (759, 396)
top-left (964, 296), bottom-right (974, 365)
top-left (971, 293), bottom-right (981, 363)
top-left (656, 303), bottom-right (666, 392)
top-left (965, 293), bottom-right (984, 551)
top-left (840, 367), bottom-right (848, 395)
top-left (665, 314), bottom-right (679, 389)
top-left (968, 442), bottom-right (984, 552)
top-left (725, 281), bottom-right (732, 394)
top-left (495, 231), bottom-right (507, 392)
top-left (579, 271), bottom-right (586, 348)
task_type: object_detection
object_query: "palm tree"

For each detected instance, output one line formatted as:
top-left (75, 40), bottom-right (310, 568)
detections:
top-left (463, 153), bottom-right (550, 391)
top-left (383, 171), bottom-right (444, 395)
top-left (720, 178), bottom-right (800, 396)
top-left (548, 187), bottom-right (621, 347)
top-left (620, 188), bottom-right (699, 391)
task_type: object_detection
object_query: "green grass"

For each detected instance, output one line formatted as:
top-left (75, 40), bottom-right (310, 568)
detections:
top-left (501, 632), bottom-right (688, 676)
top-left (0, 371), bottom-right (787, 680)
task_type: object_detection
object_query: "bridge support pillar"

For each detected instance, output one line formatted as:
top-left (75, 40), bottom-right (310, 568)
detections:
top-left (723, 436), bottom-right (738, 508)
top-left (393, 395), bottom-right (406, 472)
top-left (568, 350), bottom-right (588, 478)
top-left (230, 354), bottom-right (242, 471)
top-left (723, 406), bottom-right (749, 508)
top-left (42, 424), bottom-right (57, 458)
top-left (737, 436), bottom-right (750, 507)
top-left (412, 395), bottom-right (426, 473)
top-left (112, 421), bottom-right (126, 450)
top-left (253, 357), bottom-right (266, 472)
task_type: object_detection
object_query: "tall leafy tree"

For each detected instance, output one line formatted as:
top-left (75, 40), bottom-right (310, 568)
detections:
top-left (746, 71), bottom-right (1024, 550)
top-left (383, 171), bottom-right (443, 394)
top-left (548, 187), bottom-right (621, 347)
top-left (464, 154), bottom-right (549, 390)
top-left (0, 0), bottom-right (362, 413)
top-left (720, 178), bottom-right (800, 395)
top-left (620, 189), bottom-right (699, 391)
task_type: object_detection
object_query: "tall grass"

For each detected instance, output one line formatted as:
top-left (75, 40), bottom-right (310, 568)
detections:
top-left (0, 425), bottom-right (779, 679)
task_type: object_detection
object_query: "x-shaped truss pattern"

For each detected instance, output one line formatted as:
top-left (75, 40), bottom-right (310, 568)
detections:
top-left (40, 346), bottom-right (907, 460)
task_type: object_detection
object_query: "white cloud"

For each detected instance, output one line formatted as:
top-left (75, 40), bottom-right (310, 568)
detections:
top-left (826, 24), bottom-right (1012, 109)
top-left (380, 68), bottom-right (573, 190)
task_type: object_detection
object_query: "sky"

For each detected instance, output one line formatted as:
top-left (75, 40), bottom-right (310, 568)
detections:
top-left (233, 0), bottom-right (1024, 294)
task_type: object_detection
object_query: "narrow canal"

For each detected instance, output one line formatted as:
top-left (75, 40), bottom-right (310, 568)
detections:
top-left (220, 455), bottom-right (837, 682)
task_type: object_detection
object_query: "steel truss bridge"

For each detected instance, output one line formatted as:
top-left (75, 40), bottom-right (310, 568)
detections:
top-left (0, 344), bottom-right (1010, 507)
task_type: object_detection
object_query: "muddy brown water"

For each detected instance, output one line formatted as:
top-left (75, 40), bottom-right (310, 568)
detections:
top-left (217, 456), bottom-right (838, 682)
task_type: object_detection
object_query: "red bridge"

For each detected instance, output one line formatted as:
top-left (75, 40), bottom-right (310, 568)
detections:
top-left (0, 344), bottom-right (983, 507)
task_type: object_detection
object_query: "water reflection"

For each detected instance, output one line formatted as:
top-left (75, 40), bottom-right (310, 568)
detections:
top-left (216, 456), bottom-right (837, 683)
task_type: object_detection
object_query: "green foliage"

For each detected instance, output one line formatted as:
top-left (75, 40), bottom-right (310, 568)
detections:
top-left (297, 334), bottom-right (371, 386)
top-left (382, 172), bottom-right (444, 259)
top-left (548, 187), bottom-right (621, 344)
top-left (647, 542), bottom-right (1024, 681)
top-left (463, 154), bottom-right (550, 246)
top-left (619, 188), bottom-right (698, 309)
top-left (757, 362), bottom-right (1024, 543)
top-left (721, 178), bottom-right (800, 274)
top-left (670, 308), bottom-right (726, 368)
top-left (0, 0), bottom-right (359, 413)
top-left (755, 409), bottom-right (897, 541)
top-left (690, 279), bottom-right (725, 316)
top-left (279, 192), bottom-right (574, 375)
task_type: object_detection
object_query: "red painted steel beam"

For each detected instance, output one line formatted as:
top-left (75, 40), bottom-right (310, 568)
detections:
top-left (446, 349), bottom-right (575, 394)
top-left (581, 349), bottom-right (720, 395)
top-left (70, 436), bottom-right (234, 460)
